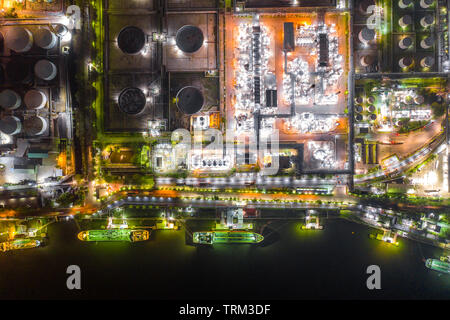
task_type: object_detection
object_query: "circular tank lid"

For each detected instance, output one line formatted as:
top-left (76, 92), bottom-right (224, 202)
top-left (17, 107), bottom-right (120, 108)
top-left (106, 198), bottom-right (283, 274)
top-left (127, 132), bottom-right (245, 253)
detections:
top-left (360, 55), bottom-right (375, 66)
top-left (421, 15), bottom-right (435, 25)
top-left (24, 89), bottom-right (47, 109)
top-left (421, 56), bottom-right (435, 67)
top-left (176, 86), bottom-right (204, 115)
top-left (421, 0), bottom-right (434, 7)
top-left (176, 25), bottom-right (204, 53)
top-left (400, 15), bottom-right (412, 25)
top-left (400, 56), bottom-right (413, 67)
top-left (24, 116), bottom-right (47, 136)
top-left (34, 59), bottom-right (57, 81)
top-left (414, 95), bottom-right (425, 104)
top-left (0, 116), bottom-right (21, 135)
top-left (421, 36), bottom-right (434, 47)
top-left (356, 105), bottom-right (363, 113)
top-left (0, 89), bottom-right (21, 110)
top-left (359, 27), bottom-right (375, 42)
top-left (355, 114), bottom-right (363, 121)
top-left (0, 65), bottom-right (4, 84)
top-left (54, 24), bottom-right (68, 37)
top-left (370, 114), bottom-right (377, 120)
top-left (355, 97), bottom-right (363, 104)
top-left (368, 105), bottom-right (376, 112)
top-left (400, 37), bottom-right (413, 47)
top-left (118, 87), bottom-right (147, 115)
top-left (4, 26), bottom-right (33, 53)
top-left (35, 28), bottom-right (56, 49)
top-left (117, 26), bottom-right (146, 55)
top-left (399, 0), bottom-right (413, 7)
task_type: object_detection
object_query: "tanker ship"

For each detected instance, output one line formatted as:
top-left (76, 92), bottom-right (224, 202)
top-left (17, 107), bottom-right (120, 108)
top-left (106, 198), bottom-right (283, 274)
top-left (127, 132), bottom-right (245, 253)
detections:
top-left (77, 229), bottom-right (150, 242)
top-left (193, 231), bottom-right (264, 244)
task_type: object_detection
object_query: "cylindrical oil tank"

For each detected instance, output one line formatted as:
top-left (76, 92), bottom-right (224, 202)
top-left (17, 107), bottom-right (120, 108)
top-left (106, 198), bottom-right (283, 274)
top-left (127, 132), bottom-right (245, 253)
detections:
top-left (414, 95), bottom-right (425, 105)
top-left (420, 15), bottom-right (435, 28)
top-left (398, 0), bottom-right (413, 8)
top-left (34, 28), bottom-right (57, 50)
top-left (399, 57), bottom-right (413, 68)
top-left (358, 27), bottom-right (375, 43)
top-left (34, 59), bottom-right (57, 81)
top-left (0, 89), bottom-right (21, 110)
top-left (54, 24), bottom-right (68, 37)
top-left (399, 36), bottom-right (413, 49)
top-left (360, 55), bottom-right (375, 67)
top-left (3, 26), bottom-right (33, 53)
top-left (421, 36), bottom-right (434, 49)
top-left (355, 96), bottom-right (364, 104)
top-left (420, 56), bottom-right (435, 68)
top-left (24, 116), bottom-right (48, 136)
top-left (420, 0), bottom-right (434, 9)
top-left (0, 116), bottom-right (21, 135)
top-left (24, 89), bottom-right (47, 110)
top-left (399, 15), bottom-right (412, 28)
top-left (367, 96), bottom-right (375, 104)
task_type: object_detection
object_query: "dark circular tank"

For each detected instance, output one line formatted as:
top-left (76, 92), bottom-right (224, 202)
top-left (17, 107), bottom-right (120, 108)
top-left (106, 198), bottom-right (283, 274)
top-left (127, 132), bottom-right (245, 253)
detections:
top-left (370, 114), bottom-right (377, 121)
top-left (118, 87), bottom-right (147, 115)
top-left (176, 86), bottom-right (204, 115)
top-left (176, 25), bottom-right (204, 54)
top-left (355, 114), bottom-right (363, 122)
top-left (356, 105), bottom-right (363, 113)
top-left (117, 26), bottom-right (146, 55)
top-left (368, 105), bottom-right (376, 113)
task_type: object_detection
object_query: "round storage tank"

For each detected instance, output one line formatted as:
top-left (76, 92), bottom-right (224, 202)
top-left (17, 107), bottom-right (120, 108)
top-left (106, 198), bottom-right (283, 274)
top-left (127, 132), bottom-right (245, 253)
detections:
top-left (176, 86), bottom-right (204, 115)
top-left (118, 87), bottom-right (147, 115)
top-left (399, 57), bottom-right (413, 69)
top-left (414, 95), bottom-right (425, 105)
top-left (0, 89), bottom-right (21, 110)
top-left (355, 96), bottom-right (363, 104)
top-left (421, 56), bottom-right (435, 68)
top-left (398, 0), bottom-right (413, 8)
top-left (399, 37), bottom-right (413, 49)
top-left (399, 15), bottom-right (412, 28)
top-left (3, 26), bottom-right (33, 53)
top-left (117, 26), bottom-right (146, 55)
top-left (24, 89), bottom-right (47, 110)
top-left (358, 27), bottom-right (375, 43)
top-left (360, 55), bottom-right (375, 67)
top-left (421, 36), bottom-right (434, 49)
top-left (420, 15), bottom-right (435, 28)
top-left (35, 28), bottom-right (57, 50)
top-left (420, 0), bottom-right (434, 9)
top-left (34, 59), bottom-right (57, 81)
top-left (0, 116), bottom-right (21, 136)
top-left (370, 114), bottom-right (377, 121)
top-left (176, 25), bottom-right (204, 54)
top-left (54, 24), bottom-right (69, 37)
top-left (355, 105), bottom-right (363, 113)
top-left (24, 116), bottom-right (47, 136)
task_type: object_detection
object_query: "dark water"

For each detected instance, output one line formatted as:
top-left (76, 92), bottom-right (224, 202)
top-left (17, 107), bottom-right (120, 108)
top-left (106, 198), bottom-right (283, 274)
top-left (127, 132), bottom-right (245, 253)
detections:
top-left (0, 218), bottom-right (449, 299)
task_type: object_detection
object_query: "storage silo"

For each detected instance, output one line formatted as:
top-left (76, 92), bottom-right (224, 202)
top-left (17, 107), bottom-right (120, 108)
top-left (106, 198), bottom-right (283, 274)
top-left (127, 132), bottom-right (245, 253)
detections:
top-left (420, 15), bottom-right (435, 28)
top-left (35, 28), bottom-right (57, 50)
top-left (118, 87), bottom-right (147, 115)
top-left (420, 36), bottom-right (434, 49)
top-left (3, 26), bottom-right (33, 53)
top-left (399, 36), bottom-right (413, 49)
top-left (176, 25), bottom-right (204, 54)
top-left (24, 89), bottom-right (47, 110)
top-left (176, 86), bottom-right (204, 115)
top-left (0, 89), bottom-right (21, 110)
top-left (34, 59), bottom-right (57, 81)
top-left (0, 116), bottom-right (21, 136)
top-left (399, 57), bottom-right (413, 68)
top-left (398, 0), bottom-right (413, 8)
top-left (420, 0), bottom-right (434, 9)
top-left (399, 15), bottom-right (412, 28)
top-left (358, 27), bottom-right (375, 43)
top-left (117, 26), bottom-right (146, 55)
top-left (420, 56), bottom-right (435, 68)
top-left (24, 116), bottom-right (48, 136)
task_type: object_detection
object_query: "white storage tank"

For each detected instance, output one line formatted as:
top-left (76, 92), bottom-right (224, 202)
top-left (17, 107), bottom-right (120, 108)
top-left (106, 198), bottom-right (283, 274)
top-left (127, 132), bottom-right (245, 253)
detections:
top-left (24, 116), bottom-right (48, 136)
top-left (0, 89), bottom-right (21, 110)
top-left (420, 56), bottom-right (435, 68)
top-left (399, 57), bottom-right (413, 69)
top-left (24, 89), bottom-right (47, 110)
top-left (358, 27), bottom-right (375, 43)
top-left (399, 15), bottom-right (412, 28)
top-left (34, 59), bottom-right (57, 81)
top-left (398, 0), bottom-right (413, 8)
top-left (34, 28), bottom-right (57, 50)
top-left (420, 15), bottom-right (435, 28)
top-left (420, 0), bottom-right (434, 9)
top-left (399, 36), bottom-right (413, 49)
top-left (0, 116), bottom-right (21, 136)
top-left (3, 26), bottom-right (33, 53)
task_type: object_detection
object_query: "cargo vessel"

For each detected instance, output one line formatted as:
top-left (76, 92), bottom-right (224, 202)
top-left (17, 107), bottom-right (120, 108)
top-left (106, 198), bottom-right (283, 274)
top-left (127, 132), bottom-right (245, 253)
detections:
top-left (425, 259), bottom-right (450, 274)
top-left (0, 238), bottom-right (41, 252)
top-left (193, 231), bottom-right (264, 244)
top-left (77, 229), bottom-right (150, 242)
